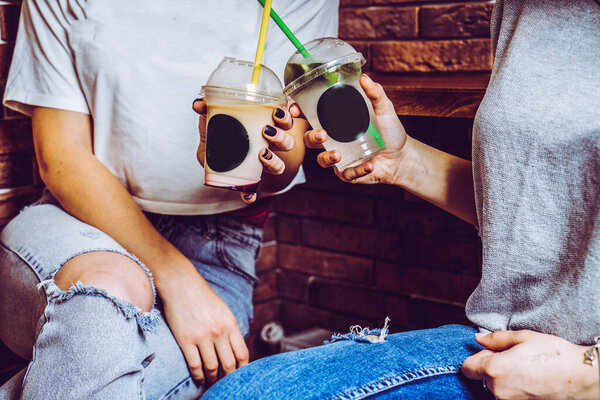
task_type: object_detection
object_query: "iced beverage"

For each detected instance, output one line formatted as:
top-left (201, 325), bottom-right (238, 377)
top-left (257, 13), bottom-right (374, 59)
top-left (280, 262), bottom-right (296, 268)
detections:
top-left (284, 38), bottom-right (385, 171)
top-left (201, 58), bottom-right (285, 192)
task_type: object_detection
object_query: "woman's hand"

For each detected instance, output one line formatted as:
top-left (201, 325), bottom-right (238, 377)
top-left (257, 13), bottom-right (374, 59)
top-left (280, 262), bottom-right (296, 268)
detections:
top-left (299, 74), bottom-right (409, 185)
top-left (156, 264), bottom-right (249, 385)
top-left (462, 330), bottom-right (600, 399)
top-left (193, 99), bottom-right (301, 204)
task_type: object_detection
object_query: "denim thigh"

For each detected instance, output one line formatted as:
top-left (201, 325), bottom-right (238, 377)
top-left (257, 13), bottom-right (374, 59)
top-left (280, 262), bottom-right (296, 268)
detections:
top-left (151, 213), bottom-right (261, 337)
top-left (203, 324), bottom-right (494, 400)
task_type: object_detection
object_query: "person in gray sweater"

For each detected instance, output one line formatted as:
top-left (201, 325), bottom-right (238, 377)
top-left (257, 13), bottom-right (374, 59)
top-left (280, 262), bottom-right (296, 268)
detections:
top-left (202, 1), bottom-right (600, 399)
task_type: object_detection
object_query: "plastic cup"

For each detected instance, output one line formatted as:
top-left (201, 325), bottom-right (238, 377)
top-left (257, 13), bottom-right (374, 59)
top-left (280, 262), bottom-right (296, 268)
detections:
top-left (201, 58), bottom-right (285, 193)
top-left (284, 38), bottom-right (385, 171)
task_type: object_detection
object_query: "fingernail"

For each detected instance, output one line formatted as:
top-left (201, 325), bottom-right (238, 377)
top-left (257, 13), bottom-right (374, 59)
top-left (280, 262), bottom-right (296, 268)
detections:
top-left (363, 165), bottom-right (372, 173)
top-left (262, 148), bottom-right (273, 160)
top-left (274, 108), bottom-right (285, 119)
top-left (329, 152), bottom-right (338, 162)
top-left (193, 97), bottom-right (204, 105)
top-left (264, 125), bottom-right (277, 137)
top-left (476, 332), bottom-right (488, 338)
top-left (315, 131), bottom-right (324, 141)
top-left (362, 74), bottom-right (372, 83)
top-left (243, 193), bottom-right (255, 201)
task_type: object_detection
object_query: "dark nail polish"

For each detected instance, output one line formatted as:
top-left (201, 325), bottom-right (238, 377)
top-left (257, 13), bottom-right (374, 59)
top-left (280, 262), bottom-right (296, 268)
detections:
top-left (274, 108), bottom-right (285, 119)
top-left (262, 149), bottom-right (273, 160)
top-left (193, 98), bottom-right (204, 105)
top-left (243, 193), bottom-right (254, 200)
top-left (264, 125), bottom-right (277, 137)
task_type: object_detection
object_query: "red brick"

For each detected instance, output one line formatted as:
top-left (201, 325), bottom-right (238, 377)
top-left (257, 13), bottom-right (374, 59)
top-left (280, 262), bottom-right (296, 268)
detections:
top-left (256, 242), bottom-right (277, 272)
top-left (407, 297), bottom-right (469, 328)
top-left (0, 153), bottom-right (33, 188)
top-left (372, 39), bottom-right (493, 73)
top-left (262, 215), bottom-right (277, 242)
top-left (375, 261), bottom-right (480, 303)
top-left (276, 215), bottom-right (301, 244)
top-left (0, 4), bottom-right (20, 41)
top-left (340, 0), bottom-right (371, 6)
top-left (277, 270), bottom-right (309, 301)
top-left (0, 42), bottom-right (15, 80)
top-left (0, 119), bottom-right (33, 154)
top-left (251, 300), bottom-right (281, 331)
top-left (339, 7), bottom-right (417, 40)
top-left (375, 201), bottom-right (477, 240)
top-left (278, 243), bottom-right (373, 283)
top-left (274, 189), bottom-right (373, 226)
top-left (402, 235), bottom-right (481, 275)
top-left (420, 3), bottom-right (494, 39)
top-left (308, 277), bottom-right (389, 319)
top-left (0, 186), bottom-right (41, 226)
top-left (374, 0), bottom-right (436, 3)
top-left (281, 300), bottom-right (374, 332)
top-left (301, 219), bottom-right (403, 260)
top-left (254, 269), bottom-right (278, 303)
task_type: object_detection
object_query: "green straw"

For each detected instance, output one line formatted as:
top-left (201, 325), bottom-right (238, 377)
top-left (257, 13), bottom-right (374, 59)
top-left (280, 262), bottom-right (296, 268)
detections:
top-left (256, 0), bottom-right (310, 58)
top-left (256, 0), bottom-right (384, 150)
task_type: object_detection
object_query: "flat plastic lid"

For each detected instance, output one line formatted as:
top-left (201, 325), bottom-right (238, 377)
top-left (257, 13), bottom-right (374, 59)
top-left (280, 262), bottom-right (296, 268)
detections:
top-left (201, 57), bottom-right (285, 104)
top-left (283, 38), bottom-right (365, 95)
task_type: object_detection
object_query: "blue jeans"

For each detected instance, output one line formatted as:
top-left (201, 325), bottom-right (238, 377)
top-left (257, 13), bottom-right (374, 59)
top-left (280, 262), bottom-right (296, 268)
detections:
top-left (0, 195), bottom-right (261, 399)
top-left (202, 324), bottom-right (494, 399)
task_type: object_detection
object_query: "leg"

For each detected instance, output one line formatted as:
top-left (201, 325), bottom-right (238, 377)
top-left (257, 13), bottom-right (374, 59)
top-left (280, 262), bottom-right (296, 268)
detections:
top-left (22, 251), bottom-right (158, 400)
top-left (0, 204), bottom-right (159, 399)
top-left (203, 325), bottom-right (494, 400)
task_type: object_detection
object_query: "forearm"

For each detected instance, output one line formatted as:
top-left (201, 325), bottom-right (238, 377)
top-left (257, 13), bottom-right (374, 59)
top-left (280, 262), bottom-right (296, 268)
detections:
top-left (393, 135), bottom-right (477, 227)
top-left (260, 117), bottom-right (307, 193)
top-left (32, 108), bottom-right (196, 290)
top-left (40, 150), bottom-right (196, 287)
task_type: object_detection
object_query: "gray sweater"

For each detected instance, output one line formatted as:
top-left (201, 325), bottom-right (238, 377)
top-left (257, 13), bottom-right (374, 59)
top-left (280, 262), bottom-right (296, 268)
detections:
top-left (466, 0), bottom-right (600, 345)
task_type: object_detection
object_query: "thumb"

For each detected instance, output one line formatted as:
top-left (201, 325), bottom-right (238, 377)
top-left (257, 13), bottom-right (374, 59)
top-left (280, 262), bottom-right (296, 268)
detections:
top-left (359, 74), bottom-right (395, 115)
top-left (476, 330), bottom-right (533, 351)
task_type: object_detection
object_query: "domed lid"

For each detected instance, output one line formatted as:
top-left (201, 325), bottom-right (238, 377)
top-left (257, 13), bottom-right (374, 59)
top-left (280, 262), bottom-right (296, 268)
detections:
top-left (201, 57), bottom-right (285, 105)
top-left (283, 38), bottom-right (365, 96)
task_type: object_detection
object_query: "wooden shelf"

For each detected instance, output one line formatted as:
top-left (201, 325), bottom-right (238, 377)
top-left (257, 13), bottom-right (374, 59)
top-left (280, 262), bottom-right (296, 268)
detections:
top-left (373, 73), bottom-right (491, 118)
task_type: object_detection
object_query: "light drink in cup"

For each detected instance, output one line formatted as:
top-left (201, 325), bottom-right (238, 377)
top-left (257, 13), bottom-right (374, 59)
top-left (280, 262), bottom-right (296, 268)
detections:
top-left (284, 38), bottom-right (385, 171)
top-left (201, 57), bottom-right (285, 192)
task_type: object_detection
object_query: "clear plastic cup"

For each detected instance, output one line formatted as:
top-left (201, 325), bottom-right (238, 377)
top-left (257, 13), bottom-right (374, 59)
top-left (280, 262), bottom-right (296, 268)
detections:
top-left (201, 58), bottom-right (285, 193)
top-left (284, 38), bottom-right (385, 171)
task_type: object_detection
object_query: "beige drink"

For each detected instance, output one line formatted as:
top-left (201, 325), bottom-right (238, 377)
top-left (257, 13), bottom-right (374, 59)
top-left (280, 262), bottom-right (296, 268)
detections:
top-left (204, 103), bottom-right (278, 192)
top-left (201, 58), bottom-right (285, 193)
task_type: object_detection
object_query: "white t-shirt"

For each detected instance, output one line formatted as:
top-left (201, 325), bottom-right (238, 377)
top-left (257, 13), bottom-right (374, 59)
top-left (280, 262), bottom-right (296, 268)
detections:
top-left (4, 0), bottom-right (338, 214)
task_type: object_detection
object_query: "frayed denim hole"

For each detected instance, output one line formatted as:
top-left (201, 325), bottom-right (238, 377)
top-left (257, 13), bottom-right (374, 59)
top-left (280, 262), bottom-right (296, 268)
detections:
top-left (38, 279), bottom-right (161, 334)
top-left (48, 248), bottom-right (158, 308)
top-left (325, 317), bottom-right (390, 345)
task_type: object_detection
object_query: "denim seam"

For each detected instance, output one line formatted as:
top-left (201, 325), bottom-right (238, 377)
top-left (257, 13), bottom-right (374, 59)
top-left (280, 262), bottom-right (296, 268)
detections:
top-left (329, 365), bottom-right (462, 400)
top-left (159, 376), bottom-right (193, 400)
top-left (216, 238), bottom-right (259, 286)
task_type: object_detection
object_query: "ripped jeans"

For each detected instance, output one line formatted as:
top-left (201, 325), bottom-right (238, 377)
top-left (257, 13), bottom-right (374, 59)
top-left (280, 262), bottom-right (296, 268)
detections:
top-left (202, 322), bottom-right (495, 399)
top-left (0, 196), bottom-right (261, 400)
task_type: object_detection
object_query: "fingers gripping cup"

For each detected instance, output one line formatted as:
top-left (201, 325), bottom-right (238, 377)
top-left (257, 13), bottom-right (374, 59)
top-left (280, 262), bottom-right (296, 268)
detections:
top-left (201, 57), bottom-right (285, 192)
top-left (284, 38), bottom-right (385, 171)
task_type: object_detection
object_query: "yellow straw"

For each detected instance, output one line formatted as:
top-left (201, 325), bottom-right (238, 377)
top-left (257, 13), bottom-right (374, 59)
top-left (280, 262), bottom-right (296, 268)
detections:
top-left (251, 0), bottom-right (273, 85)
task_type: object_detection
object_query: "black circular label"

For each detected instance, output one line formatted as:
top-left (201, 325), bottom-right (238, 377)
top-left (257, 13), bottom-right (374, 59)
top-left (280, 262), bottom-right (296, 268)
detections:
top-left (316, 84), bottom-right (370, 143)
top-left (206, 114), bottom-right (250, 173)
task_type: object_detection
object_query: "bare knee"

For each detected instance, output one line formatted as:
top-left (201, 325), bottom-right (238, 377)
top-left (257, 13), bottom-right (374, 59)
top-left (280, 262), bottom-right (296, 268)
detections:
top-left (54, 251), bottom-right (154, 312)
